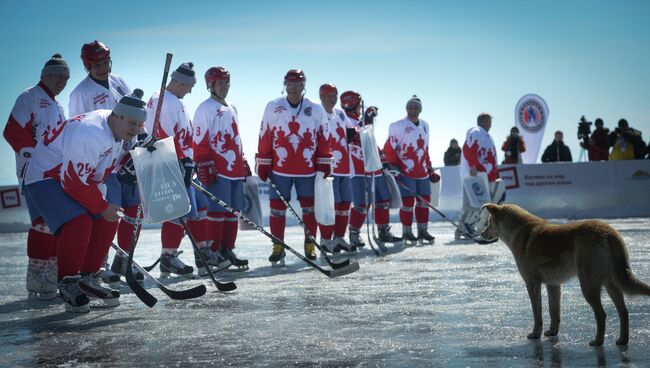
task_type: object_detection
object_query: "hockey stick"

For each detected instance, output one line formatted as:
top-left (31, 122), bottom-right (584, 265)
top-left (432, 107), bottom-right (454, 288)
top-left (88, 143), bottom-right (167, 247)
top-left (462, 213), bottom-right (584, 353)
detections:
top-left (392, 173), bottom-right (496, 244)
top-left (363, 174), bottom-right (382, 256)
top-left (111, 243), bottom-right (206, 303)
top-left (142, 250), bottom-right (184, 272)
top-left (266, 178), bottom-right (353, 269)
top-left (124, 53), bottom-right (175, 307)
top-left (193, 181), bottom-right (359, 278)
top-left (178, 218), bottom-right (237, 292)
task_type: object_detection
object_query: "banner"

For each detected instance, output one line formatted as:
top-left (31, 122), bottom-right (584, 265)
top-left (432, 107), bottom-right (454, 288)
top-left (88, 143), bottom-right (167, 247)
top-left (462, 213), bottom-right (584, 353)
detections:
top-left (515, 94), bottom-right (549, 163)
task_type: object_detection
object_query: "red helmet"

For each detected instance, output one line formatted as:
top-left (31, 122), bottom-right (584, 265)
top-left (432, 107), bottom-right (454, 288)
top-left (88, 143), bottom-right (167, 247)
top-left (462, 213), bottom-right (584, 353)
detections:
top-left (81, 40), bottom-right (110, 69)
top-left (319, 83), bottom-right (338, 96)
top-left (205, 67), bottom-right (230, 83)
top-left (284, 69), bottom-right (306, 83)
top-left (340, 90), bottom-right (362, 111)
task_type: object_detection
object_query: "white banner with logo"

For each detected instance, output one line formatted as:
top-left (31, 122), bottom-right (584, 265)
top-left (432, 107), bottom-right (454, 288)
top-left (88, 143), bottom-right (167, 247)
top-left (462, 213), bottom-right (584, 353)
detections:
top-left (515, 94), bottom-right (549, 163)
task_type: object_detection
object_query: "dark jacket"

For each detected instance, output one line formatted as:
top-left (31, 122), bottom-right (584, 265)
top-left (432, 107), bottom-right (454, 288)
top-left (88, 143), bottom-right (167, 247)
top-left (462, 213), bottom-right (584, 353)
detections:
top-left (444, 147), bottom-right (461, 166)
top-left (541, 141), bottom-right (573, 162)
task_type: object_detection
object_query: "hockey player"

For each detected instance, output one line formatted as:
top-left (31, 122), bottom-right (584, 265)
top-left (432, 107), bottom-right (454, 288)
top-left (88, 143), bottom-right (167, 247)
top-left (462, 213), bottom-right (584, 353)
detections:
top-left (342, 91), bottom-right (401, 250)
top-left (256, 69), bottom-right (331, 266)
top-left (67, 40), bottom-right (140, 285)
top-left (194, 66), bottom-right (249, 273)
top-left (129, 62), bottom-right (205, 278)
top-left (3, 54), bottom-right (69, 300)
top-left (457, 112), bottom-right (502, 240)
top-left (317, 83), bottom-right (353, 254)
top-left (384, 96), bottom-right (439, 244)
top-left (23, 90), bottom-right (148, 312)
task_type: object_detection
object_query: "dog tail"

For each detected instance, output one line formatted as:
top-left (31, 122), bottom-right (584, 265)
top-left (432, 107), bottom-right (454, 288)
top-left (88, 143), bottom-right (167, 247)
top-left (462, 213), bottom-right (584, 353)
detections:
top-left (609, 232), bottom-right (650, 296)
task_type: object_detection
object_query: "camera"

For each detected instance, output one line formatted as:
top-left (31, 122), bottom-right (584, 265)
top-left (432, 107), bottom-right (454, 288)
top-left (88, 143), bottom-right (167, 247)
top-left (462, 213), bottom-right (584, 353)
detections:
top-left (577, 115), bottom-right (592, 140)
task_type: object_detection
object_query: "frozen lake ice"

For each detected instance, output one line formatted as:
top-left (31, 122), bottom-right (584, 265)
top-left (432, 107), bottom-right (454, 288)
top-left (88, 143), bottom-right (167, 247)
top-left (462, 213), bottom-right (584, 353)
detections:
top-left (1, 218), bottom-right (649, 367)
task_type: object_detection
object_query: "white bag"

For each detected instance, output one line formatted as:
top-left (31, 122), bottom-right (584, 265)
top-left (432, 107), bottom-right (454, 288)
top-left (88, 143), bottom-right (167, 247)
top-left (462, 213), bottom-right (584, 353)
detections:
top-left (314, 172), bottom-right (335, 225)
top-left (131, 137), bottom-right (190, 223)
top-left (384, 173), bottom-right (402, 209)
top-left (462, 172), bottom-right (491, 209)
top-left (429, 169), bottom-right (441, 207)
top-left (239, 176), bottom-right (263, 230)
top-left (359, 125), bottom-right (383, 172)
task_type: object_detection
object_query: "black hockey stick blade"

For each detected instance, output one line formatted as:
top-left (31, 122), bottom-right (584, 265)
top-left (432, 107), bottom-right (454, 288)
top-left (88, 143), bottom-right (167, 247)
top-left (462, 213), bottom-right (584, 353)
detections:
top-left (124, 246), bottom-right (157, 307)
top-left (112, 243), bottom-right (207, 302)
top-left (142, 250), bottom-right (183, 272)
top-left (326, 259), bottom-right (360, 278)
top-left (178, 219), bottom-right (237, 292)
top-left (371, 236), bottom-right (389, 253)
top-left (473, 236), bottom-right (498, 245)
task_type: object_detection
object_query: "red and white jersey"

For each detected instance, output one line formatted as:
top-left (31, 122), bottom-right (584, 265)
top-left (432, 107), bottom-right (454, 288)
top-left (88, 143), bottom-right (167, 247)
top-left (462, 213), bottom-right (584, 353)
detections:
top-left (384, 118), bottom-right (432, 179)
top-left (258, 97), bottom-right (330, 177)
top-left (323, 107), bottom-right (353, 176)
top-left (68, 75), bottom-right (130, 116)
top-left (144, 90), bottom-right (193, 160)
top-left (461, 125), bottom-right (498, 182)
top-left (25, 110), bottom-right (126, 215)
top-left (193, 99), bottom-right (246, 180)
top-left (3, 82), bottom-right (66, 177)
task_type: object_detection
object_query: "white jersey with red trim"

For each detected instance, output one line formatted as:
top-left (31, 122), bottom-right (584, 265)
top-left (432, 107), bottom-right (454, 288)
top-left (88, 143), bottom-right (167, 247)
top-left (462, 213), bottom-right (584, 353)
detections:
top-left (144, 90), bottom-right (193, 160)
top-left (257, 97), bottom-right (330, 177)
top-left (24, 110), bottom-right (126, 215)
top-left (68, 75), bottom-right (130, 117)
top-left (460, 125), bottom-right (498, 182)
top-left (323, 107), bottom-right (353, 176)
top-left (3, 83), bottom-right (66, 178)
top-left (193, 98), bottom-right (246, 180)
top-left (384, 118), bottom-right (432, 179)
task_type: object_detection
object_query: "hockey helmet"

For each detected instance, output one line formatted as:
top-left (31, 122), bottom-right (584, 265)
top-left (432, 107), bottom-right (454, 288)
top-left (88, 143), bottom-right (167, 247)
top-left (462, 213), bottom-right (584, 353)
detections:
top-left (340, 90), bottom-right (362, 111)
top-left (205, 66), bottom-right (230, 83)
top-left (81, 40), bottom-right (110, 70)
top-left (284, 69), bottom-right (306, 83)
top-left (319, 83), bottom-right (338, 96)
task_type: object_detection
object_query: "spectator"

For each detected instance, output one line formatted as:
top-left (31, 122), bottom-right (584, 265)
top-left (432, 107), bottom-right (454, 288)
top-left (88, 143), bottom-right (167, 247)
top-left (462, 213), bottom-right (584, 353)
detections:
top-left (579, 118), bottom-right (609, 161)
top-left (443, 138), bottom-right (461, 166)
top-left (608, 119), bottom-right (646, 159)
top-left (501, 126), bottom-right (526, 164)
top-left (541, 131), bottom-right (572, 162)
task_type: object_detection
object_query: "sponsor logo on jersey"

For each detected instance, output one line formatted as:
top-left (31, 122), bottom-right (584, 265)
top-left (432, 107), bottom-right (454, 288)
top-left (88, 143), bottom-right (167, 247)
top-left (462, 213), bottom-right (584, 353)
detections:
top-left (304, 107), bottom-right (312, 117)
top-left (515, 94), bottom-right (549, 133)
top-left (94, 93), bottom-right (109, 106)
top-left (39, 99), bottom-right (51, 108)
top-left (100, 147), bottom-right (113, 158)
top-left (274, 106), bottom-right (287, 114)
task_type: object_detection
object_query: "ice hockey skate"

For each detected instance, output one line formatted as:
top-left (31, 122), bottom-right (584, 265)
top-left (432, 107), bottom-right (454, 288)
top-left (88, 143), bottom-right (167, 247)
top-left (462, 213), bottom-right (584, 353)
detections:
top-left (304, 237), bottom-right (318, 260)
top-left (320, 238), bottom-right (336, 254)
top-left (377, 226), bottom-right (403, 246)
top-left (194, 246), bottom-right (231, 277)
top-left (78, 272), bottom-right (120, 308)
top-left (58, 276), bottom-right (90, 313)
top-left (160, 251), bottom-right (195, 279)
top-left (332, 236), bottom-right (353, 253)
top-left (111, 252), bottom-right (145, 284)
top-left (269, 243), bottom-right (286, 267)
top-left (221, 248), bottom-right (249, 272)
top-left (417, 228), bottom-right (435, 246)
top-left (401, 227), bottom-right (418, 246)
top-left (97, 257), bottom-right (122, 288)
top-left (26, 258), bottom-right (58, 301)
top-left (349, 229), bottom-right (364, 252)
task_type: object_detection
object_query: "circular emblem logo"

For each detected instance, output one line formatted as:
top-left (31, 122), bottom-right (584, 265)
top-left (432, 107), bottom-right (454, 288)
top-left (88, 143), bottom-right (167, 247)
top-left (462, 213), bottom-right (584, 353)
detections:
top-left (304, 106), bottom-right (312, 117)
top-left (515, 94), bottom-right (549, 133)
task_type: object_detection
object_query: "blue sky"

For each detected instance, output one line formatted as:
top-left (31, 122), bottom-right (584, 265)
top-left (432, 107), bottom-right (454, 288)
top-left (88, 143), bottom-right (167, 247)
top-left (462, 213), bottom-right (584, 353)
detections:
top-left (1, 0), bottom-right (649, 185)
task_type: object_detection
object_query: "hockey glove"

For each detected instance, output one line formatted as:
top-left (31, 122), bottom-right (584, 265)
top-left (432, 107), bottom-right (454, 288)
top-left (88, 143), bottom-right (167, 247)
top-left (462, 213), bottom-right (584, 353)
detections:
top-left (255, 153), bottom-right (272, 182)
top-left (316, 157), bottom-right (332, 178)
top-left (383, 163), bottom-right (401, 177)
top-left (179, 157), bottom-right (196, 187)
top-left (346, 128), bottom-right (361, 146)
top-left (196, 160), bottom-right (216, 186)
top-left (363, 106), bottom-right (378, 125)
top-left (117, 154), bottom-right (137, 185)
top-left (427, 167), bottom-right (441, 183)
top-left (17, 147), bottom-right (33, 179)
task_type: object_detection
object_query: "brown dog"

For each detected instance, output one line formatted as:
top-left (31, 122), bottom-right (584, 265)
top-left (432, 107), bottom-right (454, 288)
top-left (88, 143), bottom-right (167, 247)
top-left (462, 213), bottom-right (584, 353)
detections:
top-left (480, 203), bottom-right (650, 346)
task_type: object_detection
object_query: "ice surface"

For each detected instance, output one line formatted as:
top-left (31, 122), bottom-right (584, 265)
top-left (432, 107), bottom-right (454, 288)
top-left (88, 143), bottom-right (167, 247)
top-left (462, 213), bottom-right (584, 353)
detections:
top-left (1, 219), bottom-right (649, 367)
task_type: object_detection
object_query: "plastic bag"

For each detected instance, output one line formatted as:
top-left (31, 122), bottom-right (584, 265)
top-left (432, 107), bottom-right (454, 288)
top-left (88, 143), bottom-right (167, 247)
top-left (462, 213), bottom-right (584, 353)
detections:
top-left (314, 172), bottom-right (335, 225)
top-left (462, 172), bottom-right (491, 209)
top-left (384, 173), bottom-right (402, 209)
top-left (429, 169), bottom-right (441, 207)
top-left (239, 176), bottom-right (263, 230)
top-left (131, 137), bottom-right (190, 223)
top-left (359, 125), bottom-right (382, 172)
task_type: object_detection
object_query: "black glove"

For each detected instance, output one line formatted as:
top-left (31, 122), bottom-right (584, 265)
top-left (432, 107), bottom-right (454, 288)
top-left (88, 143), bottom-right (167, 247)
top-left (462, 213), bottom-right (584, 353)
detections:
top-left (179, 157), bottom-right (195, 187)
top-left (117, 155), bottom-right (137, 185)
top-left (346, 128), bottom-right (356, 142)
top-left (364, 106), bottom-right (378, 125)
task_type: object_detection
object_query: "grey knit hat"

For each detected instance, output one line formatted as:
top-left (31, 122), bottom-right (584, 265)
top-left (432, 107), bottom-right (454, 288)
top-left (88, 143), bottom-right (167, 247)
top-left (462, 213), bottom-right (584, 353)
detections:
top-left (41, 53), bottom-right (70, 78)
top-left (113, 89), bottom-right (147, 121)
top-left (171, 62), bottom-right (196, 85)
top-left (406, 95), bottom-right (422, 109)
